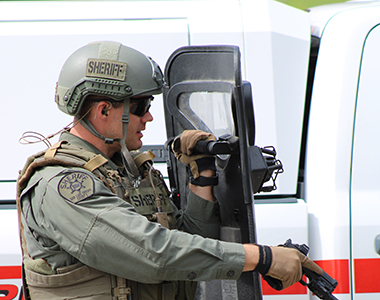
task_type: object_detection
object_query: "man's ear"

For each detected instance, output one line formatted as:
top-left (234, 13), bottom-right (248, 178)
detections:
top-left (101, 107), bottom-right (108, 116)
top-left (97, 101), bottom-right (112, 118)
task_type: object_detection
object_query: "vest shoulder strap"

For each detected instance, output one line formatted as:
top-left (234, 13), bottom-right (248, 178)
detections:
top-left (18, 141), bottom-right (109, 196)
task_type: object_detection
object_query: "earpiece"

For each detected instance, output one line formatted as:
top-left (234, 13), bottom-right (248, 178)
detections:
top-left (101, 102), bottom-right (113, 116)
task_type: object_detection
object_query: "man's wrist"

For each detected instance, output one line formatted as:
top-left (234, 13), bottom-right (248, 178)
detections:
top-left (199, 169), bottom-right (215, 177)
top-left (243, 244), bottom-right (260, 272)
top-left (190, 169), bottom-right (218, 186)
top-left (253, 245), bottom-right (272, 275)
top-left (189, 170), bottom-right (216, 202)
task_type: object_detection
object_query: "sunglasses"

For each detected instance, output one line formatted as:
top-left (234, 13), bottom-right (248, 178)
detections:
top-left (130, 96), bottom-right (153, 117)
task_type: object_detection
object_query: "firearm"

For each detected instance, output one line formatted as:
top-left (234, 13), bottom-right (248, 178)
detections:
top-left (263, 239), bottom-right (339, 300)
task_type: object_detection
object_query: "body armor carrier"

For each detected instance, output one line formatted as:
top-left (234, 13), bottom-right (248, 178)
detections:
top-left (16, 141), bottom-right (194, 300)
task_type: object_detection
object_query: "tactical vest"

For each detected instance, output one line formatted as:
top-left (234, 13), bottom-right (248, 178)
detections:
top-left (17, 141), bottom-right (197, 300)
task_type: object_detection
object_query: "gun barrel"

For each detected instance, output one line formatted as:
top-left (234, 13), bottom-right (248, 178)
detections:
top-left (304, 268), bottom-right (338, 299)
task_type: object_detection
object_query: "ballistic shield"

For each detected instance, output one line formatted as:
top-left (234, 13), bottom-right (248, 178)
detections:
top-left (163, 45), bottom-right (282, 300)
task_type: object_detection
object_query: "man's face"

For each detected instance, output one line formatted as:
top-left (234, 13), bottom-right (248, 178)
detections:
top-left (110, 97), bottom-right (154, 151)
top-left (126, 102), bottom-right (154, 150)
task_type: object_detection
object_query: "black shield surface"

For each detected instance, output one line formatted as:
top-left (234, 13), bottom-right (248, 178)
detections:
top-left (163, 45), bottom-right (263, 300)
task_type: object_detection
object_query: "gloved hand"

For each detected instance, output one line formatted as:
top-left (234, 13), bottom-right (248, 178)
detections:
top-left (172, 130), bottom-right (218, 186)
top-left (255, 245), bottom-right (323, 290)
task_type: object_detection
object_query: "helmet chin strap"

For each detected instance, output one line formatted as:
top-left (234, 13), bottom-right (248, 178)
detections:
top-left (79, 98), bottom-right (141, 184)
top-left (80, 118), bottom-right (115, 144)
top-left (117, 98), bottom-right (141, 185)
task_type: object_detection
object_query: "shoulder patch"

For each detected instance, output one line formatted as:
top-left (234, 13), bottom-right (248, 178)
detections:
top-left (58, 171), bottom-right (95, 203)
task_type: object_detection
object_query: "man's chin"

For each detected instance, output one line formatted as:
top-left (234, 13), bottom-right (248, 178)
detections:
top-left (127, 141), bottom-right (143, 151)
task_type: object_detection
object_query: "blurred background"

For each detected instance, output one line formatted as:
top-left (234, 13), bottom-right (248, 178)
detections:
top-left (0, 0), bottom-right (354, 10)
top-left (277, 0), bottom-right (350, 10)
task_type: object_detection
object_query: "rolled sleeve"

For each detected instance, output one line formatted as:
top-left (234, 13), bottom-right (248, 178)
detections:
top-left (177, 190), bottom-right (220, 238)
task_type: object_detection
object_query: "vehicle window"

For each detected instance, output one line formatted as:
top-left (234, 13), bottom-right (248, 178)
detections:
top-left (351, 25), bottom-right (380, 191)
top-left (0, 180), bottom-right (17, 207)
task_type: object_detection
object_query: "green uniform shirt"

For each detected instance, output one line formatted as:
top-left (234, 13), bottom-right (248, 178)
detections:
top-left (19, 132), bottom-right (245, 283)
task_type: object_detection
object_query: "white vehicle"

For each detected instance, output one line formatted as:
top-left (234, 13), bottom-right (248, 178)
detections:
top-left (0, 0), bottom-right (379, 299)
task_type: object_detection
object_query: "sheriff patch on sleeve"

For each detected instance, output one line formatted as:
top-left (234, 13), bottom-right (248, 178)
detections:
top-left (58, 171), bottom-right (95, 203)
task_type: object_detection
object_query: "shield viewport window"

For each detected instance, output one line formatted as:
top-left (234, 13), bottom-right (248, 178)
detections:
top-left (178, 92), bottom-right (235, 138)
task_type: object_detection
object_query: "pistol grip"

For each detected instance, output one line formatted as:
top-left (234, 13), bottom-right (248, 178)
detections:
top-left (262, 275), bottom-right (283, 290)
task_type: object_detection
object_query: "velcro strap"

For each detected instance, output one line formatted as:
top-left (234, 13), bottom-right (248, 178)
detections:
top-left (190, 174), bottom-right (219, 186)
top-left (254, 245), bottom-right (272, 275)
top-left (44, 141), bottom-right (64, 159)
top-left (83, 154), bottom-right (108, 172)
top-left (196, 156), bottom-right (216, 173)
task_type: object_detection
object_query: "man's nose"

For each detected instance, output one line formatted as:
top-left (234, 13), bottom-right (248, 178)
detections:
top-left (142, 111), bottom-right (153, 122)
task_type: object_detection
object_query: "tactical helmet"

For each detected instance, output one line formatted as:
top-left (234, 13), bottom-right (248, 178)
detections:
top-left (55, 41), bottom-right (165, 116)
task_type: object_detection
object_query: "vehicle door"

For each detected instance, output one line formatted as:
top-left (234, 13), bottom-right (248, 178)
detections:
top-left (351, 22), bottom-right (380, 300)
